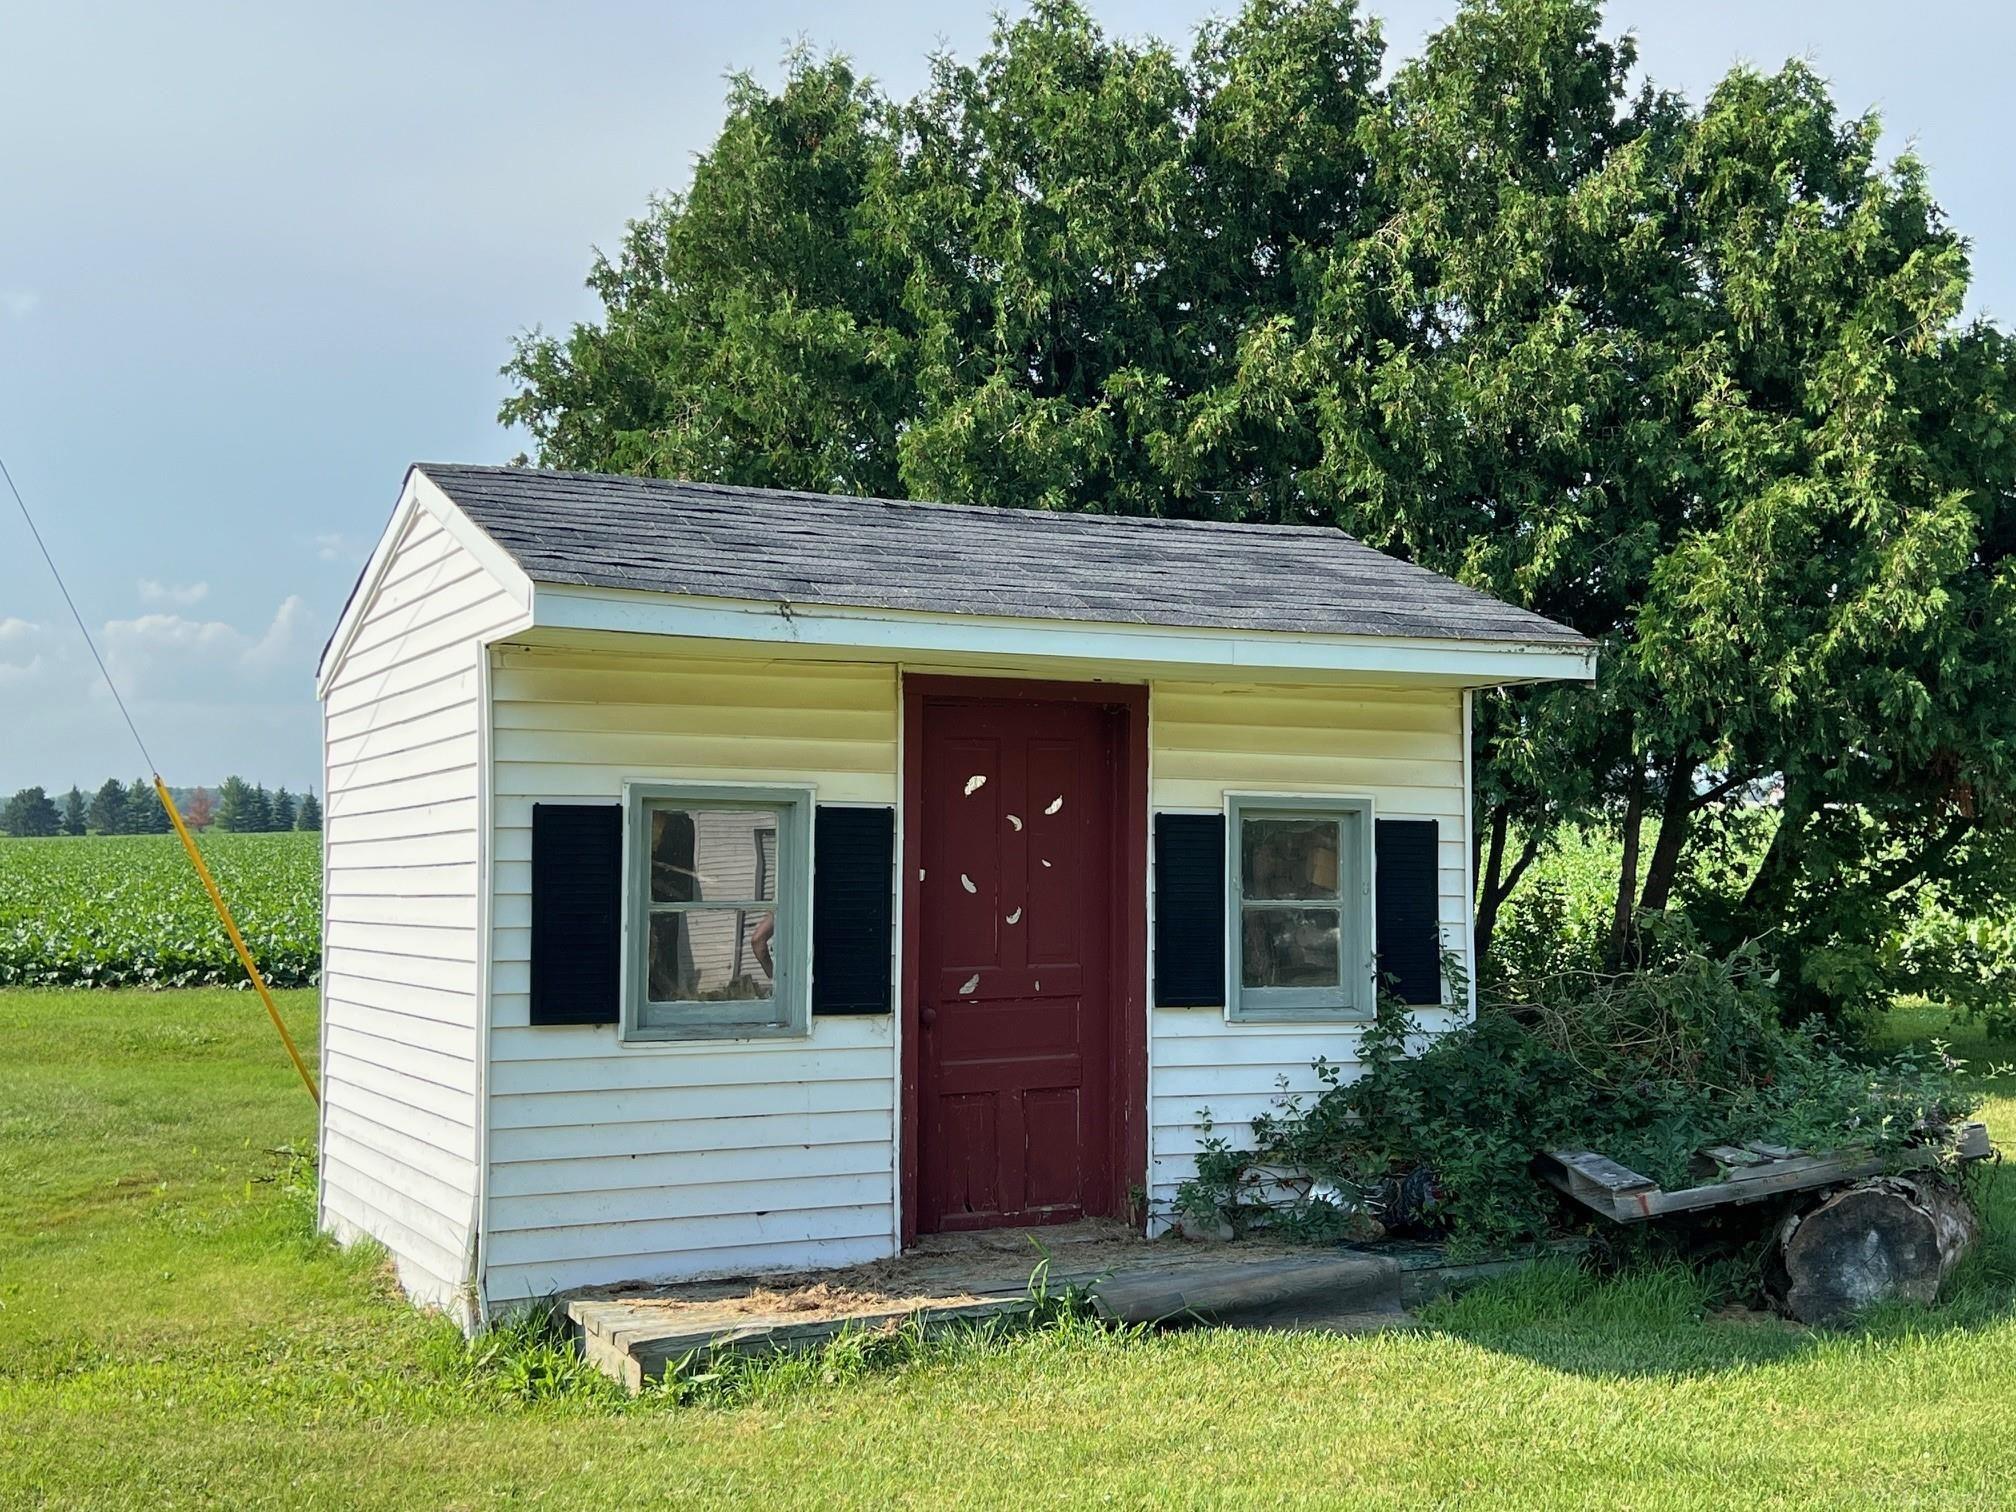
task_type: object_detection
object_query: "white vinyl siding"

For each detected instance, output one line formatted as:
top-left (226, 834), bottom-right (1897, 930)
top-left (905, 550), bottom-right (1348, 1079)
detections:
top-left (319, 501), bottom-right (526, 1320)
top-left (1146, 682), bottom-right (1471, 1223)
top-left (484, 647), bottom-right (900, 1303)
top-left (483, 654), bottom-right (1468, 1281)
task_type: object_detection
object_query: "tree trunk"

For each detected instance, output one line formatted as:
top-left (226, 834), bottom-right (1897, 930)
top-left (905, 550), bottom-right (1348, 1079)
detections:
top-left (1641, 768), bottom-right (1753, 918)
top-left (1474, 803), bottom-right (1508, 969)
top-left (1737, 784), bottom-right (1808, 922)
top-left (1472, 793), bottom-right (1496, 911)
top-left (1473, 804), bottom-right (1540, 974)
top-left (1636, 757), bottom-right (1695, 917)
top-left (1764, 1176), bottom-right (1978, 1325)
top-left (1605, 760), bottom-right (1646, 969)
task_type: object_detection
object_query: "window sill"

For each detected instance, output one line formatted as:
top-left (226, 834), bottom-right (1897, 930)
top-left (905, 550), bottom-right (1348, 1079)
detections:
top-left (1224, 1004), bottom-right (1378, 1026)
top-left (621, 1019), bottom-right (811, 1046)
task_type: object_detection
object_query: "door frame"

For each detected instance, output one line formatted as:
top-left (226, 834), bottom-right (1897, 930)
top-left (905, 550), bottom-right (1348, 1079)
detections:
top-left (898, 674), bottom-right (1149, 1246)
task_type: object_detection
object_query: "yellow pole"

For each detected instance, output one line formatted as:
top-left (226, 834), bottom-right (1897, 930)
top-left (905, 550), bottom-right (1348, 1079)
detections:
top-left (154, 776), bottom-right (320, 1105)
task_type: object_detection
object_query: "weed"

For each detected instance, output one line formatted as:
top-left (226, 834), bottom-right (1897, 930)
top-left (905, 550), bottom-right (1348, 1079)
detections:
top-left (454, 1306), bottom-right (624, 1406)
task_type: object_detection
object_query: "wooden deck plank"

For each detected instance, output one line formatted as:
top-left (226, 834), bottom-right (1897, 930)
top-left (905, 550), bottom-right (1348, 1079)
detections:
top-left (564, 1244), bottom-right (1409, 1389)
top-left (1540, 1123), bottom-right (1994, 1225)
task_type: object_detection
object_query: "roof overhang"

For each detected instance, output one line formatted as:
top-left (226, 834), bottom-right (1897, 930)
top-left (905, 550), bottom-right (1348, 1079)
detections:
top-left (528, 581), bottom-right (1595, 688)
top-left (319, 475), bottom-right (1595, 695)
top-left (315, 469), bottom-right (535, 698)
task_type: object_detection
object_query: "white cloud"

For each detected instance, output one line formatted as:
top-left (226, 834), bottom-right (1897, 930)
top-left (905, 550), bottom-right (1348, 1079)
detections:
top-left (1, 289), bottom-right (38, 320)
top-left (0, 617), bottom-right (46, 684)
top-left (138, 578), bottom-right (211, 608)
top-left (241, 594), bottom-right (308, 672)
top-left (0, 592), bottom-right (323, 794)
top-left (100, 594), bottom-right (311, 702)
top-left (313, 531), bottom-right (350, 563)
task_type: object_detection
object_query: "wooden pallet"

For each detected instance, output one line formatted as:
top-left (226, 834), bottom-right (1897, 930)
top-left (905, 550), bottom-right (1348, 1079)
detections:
top-left (1536, 1123), bottom-right (1993, 1224)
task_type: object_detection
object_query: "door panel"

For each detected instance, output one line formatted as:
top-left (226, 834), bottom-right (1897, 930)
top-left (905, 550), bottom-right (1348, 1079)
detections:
top-left (916, 694), bottom-right (1116, 1233)
top-left (1024, 737), bottom-right (1086, 967)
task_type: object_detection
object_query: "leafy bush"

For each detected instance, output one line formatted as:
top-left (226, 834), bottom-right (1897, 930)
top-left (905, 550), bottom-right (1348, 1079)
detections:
top-left (0, 832), bottom-right (320, 987)
top-left (1893, 893), bottom-right (2016, 1037)
top-left (1175, 945), bottom-right (1983, 1255)
top-left (1488, 819), bottom-right (2016, 1034)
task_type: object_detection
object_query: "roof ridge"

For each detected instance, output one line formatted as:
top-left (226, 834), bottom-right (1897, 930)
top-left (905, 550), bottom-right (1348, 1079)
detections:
top-left (414, 462), bottom-right (1367, 544)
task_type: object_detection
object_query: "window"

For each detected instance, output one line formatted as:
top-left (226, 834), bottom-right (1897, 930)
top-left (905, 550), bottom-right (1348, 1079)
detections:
top-left (1226, 795), bottom-right (1374, 1022)
top-left (622, 782), bottom-right (812, 1040)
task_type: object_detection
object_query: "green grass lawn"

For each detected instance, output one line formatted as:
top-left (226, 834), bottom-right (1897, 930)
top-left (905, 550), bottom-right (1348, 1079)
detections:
top-left (3, 988), bottom-right (2015, 1509)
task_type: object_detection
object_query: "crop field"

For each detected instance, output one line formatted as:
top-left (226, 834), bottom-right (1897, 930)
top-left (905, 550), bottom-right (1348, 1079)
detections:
top-left (0, 832), bottom-right (319, 988)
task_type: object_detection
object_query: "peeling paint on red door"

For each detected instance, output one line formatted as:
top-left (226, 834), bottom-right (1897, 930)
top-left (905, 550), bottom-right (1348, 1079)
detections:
top-left (913, 694), bottom-right (1119, 1232)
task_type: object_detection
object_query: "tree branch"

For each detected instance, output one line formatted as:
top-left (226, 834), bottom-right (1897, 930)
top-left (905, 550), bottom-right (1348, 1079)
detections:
top-left (1498, 830), bottom-right (1544, 900)
top-left (1869, 814), bottom-right (1977, 901)
top-left (1687, 771), bottom-right (1752, 813)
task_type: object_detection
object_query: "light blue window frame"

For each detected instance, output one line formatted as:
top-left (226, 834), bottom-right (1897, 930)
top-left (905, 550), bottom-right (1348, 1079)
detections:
top-left (619, 780), bottom-right (814, 1043)
top-left (1225, 793), bottom-right (1376, 1023)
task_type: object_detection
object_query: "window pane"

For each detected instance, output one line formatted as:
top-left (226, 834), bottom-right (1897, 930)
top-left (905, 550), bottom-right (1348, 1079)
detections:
top-left (648, 909), bottom-right (778, 1003)
top-left (651, 807), bottom-right (779, 903)
top-left (1241, 906), bottom-right (1341, 988)
top-left (1241, 818), bottom-right (1340, 900)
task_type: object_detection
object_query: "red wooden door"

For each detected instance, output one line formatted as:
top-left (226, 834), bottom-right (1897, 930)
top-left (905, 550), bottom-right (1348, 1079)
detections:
top-left (915, 694), bottom-right (1117, 1232)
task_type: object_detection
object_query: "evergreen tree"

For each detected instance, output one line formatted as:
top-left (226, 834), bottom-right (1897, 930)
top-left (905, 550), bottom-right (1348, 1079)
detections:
top-left (127, 777), bottom-right (169, 834)
top-left (1, 787), bottom-right (61, 837)
top-left (270, 787), bottom-right (297, 832)
top-left (215, 775), bottom-right (255, 832)
top-left (86, 778), bottom-right (127, 836)
top-left (60, 787), bottom-right (86, 836)
top-left (295, 790), bottom-right (322, 832)
top-left (246, 784), bottom-right (274, 833)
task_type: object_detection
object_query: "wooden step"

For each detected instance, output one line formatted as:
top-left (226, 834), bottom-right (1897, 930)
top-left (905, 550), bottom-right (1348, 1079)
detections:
top-left (567, 1249), bottom-right (1409, 1390)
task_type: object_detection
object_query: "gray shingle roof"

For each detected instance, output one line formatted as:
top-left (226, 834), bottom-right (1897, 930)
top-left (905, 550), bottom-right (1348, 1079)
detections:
top-left (418, 463), bottom-right (1589, 648)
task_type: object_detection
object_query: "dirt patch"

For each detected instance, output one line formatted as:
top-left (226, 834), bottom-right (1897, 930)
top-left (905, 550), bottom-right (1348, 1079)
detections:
top-left (569, 1219), bottom-right (1306, 1328)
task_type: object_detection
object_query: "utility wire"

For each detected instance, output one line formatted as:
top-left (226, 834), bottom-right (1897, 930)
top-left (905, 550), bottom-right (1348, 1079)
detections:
top-left (2, 446), bottom-right (318, 1103)
top-left (0, 450), bottom-right (156, 774)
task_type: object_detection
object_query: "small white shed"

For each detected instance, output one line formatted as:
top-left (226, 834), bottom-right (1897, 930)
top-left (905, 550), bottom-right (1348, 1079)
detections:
top-left (314, 463), bottom-right (1592, 1327)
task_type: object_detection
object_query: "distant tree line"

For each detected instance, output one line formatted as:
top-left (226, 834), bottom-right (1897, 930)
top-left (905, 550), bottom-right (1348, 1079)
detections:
top-left (212, 776), bottom-right (320, 834)
top-left (0, 778), bottom-right (321, 837)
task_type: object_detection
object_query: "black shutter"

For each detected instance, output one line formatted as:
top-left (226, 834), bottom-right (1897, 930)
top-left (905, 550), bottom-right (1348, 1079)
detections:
top-left (813, 806), bottom-right (895, 1015)
top-left (1375, 818), bottom-right (1442, 1006)
top-left (1154, 813), bottom-right (1225, 1007)
top-left (529, 803), bottom-right (622, 1026)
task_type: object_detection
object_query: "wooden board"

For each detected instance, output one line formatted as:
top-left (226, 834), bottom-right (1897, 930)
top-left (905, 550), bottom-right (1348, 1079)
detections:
top-left (567, 1247), bottom-right (1406, 1390)
top-left (1537, 1123), bottom-right (1994, 1225)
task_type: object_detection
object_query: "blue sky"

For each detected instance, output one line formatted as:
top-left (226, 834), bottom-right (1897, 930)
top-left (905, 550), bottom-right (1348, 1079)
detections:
top-left (3, 1), bottom-right (2010, 796)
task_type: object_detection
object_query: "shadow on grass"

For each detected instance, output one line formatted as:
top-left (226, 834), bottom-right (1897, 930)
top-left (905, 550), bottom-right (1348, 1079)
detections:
top-left (1411, 1014), bottom-right (2016, 1381)
top-left (1416, 1170), bottom-right (2016, 1381)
